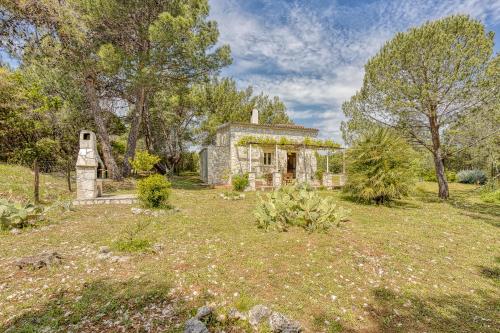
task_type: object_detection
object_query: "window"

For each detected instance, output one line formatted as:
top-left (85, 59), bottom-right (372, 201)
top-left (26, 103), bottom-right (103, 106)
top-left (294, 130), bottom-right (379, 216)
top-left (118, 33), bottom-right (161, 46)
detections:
top-left (83, 133), bottom-right (90, 140)
top-left (263, 152), bottom-right (272, 165)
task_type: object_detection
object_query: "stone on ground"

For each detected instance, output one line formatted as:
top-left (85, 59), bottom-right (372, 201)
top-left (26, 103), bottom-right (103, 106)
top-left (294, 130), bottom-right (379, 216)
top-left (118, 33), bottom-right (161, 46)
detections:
top-left (15, 251), bottom-right (62, 269)
top-left (195, 305), bottom-right (213, 320)
top-left (248, 304), bottom-right (271, 326)
top-left (268, 312), bottom-right (302, 333)
top-left (184, 318), bottom-right (209, 333)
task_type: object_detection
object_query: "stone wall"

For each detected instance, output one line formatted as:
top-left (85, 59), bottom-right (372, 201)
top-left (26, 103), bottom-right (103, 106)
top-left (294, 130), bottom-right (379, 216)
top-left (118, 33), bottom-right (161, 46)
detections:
top-left (229, 124), bottom-right (318, 183)
top-left (76, 167), bottom-right (97, 199)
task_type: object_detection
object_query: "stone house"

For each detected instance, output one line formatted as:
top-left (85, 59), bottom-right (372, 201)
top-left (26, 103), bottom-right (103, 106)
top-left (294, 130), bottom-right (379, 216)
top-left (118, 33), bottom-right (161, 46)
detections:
top-left (199, 110), bottom-right (344, 190)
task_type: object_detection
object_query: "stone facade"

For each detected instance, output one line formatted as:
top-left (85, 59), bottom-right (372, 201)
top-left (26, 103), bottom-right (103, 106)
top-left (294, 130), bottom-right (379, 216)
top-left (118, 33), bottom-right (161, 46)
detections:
top-left (200, 121), bottom-right (320, 189)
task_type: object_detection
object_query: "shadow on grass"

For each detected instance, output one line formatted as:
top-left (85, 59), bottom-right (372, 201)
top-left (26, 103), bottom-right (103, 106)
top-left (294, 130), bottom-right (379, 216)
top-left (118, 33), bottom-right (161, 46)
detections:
top-left (414, 186), bottom-right (499, 227)
top-left (170, 172), bottom-right (209, 191)
top-left (365, 287), bottom-right (499, 333)
top-left (337, 193), bottom-right (421, 209)
top-left (1, 279), bottom-right (187, 333)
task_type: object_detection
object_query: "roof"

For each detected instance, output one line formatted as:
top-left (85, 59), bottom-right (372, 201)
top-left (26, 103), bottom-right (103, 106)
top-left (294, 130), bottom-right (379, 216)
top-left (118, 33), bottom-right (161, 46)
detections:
top-left (217, 122), bottom-right (319, 133)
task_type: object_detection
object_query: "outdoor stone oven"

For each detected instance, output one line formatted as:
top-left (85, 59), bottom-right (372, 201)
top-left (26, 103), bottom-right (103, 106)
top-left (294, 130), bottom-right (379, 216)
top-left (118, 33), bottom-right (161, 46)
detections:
top-left (76, 130), bottom-right (105, 199)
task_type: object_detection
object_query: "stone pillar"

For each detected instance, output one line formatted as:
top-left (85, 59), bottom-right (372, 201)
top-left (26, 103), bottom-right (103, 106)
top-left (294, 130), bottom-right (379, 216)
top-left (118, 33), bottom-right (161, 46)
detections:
top-left (339, 174), bottom-right (347, 187)
top-left (272, 172), bottom-right (282, 189)
top-left (247, 172), bottom-right (256, 191)
top-left (76, 130), bottom-right (103, 199)
top-left (322, 173), bottom-right (333, 189)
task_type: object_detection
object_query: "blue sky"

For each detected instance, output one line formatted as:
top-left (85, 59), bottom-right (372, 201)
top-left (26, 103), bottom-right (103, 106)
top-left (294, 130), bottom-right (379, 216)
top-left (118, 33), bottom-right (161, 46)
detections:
top-left (209, 0), bottom-right (500, 142)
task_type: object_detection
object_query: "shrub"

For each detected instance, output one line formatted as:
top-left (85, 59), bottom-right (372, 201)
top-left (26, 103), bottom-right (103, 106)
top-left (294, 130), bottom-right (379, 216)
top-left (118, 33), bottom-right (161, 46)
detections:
top-left (0, 199), bottom-right (44, 230)
top-left (457, 169), bottom-right (487, 184)
top-left (232, 173), bottom-right (249, 191)
top-left (254, 184), bottom-right (348, 232)
top-left (137, 174), bottom-right (171, 208)
top-left (130, 150), bottom-right (161, 173)
top-left (344, 128), bottom-right (417, 204)
top-left (480, 190), bottom-right (500, 203)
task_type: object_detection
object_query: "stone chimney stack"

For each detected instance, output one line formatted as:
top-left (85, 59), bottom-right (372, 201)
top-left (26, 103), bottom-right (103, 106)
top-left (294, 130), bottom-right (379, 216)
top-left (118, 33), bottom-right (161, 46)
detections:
top-left (251, 108), bottom-right (259, 124)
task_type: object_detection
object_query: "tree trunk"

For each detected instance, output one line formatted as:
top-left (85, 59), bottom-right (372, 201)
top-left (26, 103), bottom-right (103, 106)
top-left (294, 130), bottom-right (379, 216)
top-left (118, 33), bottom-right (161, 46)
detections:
top-left (34, 158), bottom-right (40, 204)
top-left (66, 159), bottom-right (72, 192)
top-left (122, 88), bottom-right (147, 177)
top-left (429, 115), bottom-right (449, 199)
top-left (84, 75), bottom-right (122, 180)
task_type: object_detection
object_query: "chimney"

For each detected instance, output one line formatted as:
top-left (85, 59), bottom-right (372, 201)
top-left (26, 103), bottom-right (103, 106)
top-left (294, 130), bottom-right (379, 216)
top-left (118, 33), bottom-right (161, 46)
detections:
top-left (251, 108), bottom-right (259, 124)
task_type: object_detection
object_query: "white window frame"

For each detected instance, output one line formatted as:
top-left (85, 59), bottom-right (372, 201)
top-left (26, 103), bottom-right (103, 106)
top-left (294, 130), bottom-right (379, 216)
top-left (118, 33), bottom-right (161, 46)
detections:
top-left (263, 152), bottom-right (273, 166)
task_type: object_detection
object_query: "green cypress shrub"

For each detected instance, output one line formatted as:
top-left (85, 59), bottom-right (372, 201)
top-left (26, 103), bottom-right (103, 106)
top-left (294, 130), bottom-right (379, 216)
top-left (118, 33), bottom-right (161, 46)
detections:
top-left (344, 128), bottom-right (417, 204)
top-left (137, 174), bottom-right (171, 208)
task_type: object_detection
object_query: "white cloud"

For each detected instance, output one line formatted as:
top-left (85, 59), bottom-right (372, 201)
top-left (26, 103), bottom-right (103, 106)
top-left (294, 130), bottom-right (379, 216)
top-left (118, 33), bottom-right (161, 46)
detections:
top-left (210, 0), bottom-right (500, 143)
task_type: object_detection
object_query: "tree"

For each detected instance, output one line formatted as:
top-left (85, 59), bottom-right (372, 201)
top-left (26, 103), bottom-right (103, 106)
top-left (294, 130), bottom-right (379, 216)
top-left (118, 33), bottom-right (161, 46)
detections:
top-left (80, 0), bottom-right (231, 176)
top-left (342, 15), bottom-right (498, 199)
top-left (1, 0), bottom-right (124, 179)
top-left (195, 78), bottom-right (292, 145)
top-left (344, 128), bottom-right (417, 204)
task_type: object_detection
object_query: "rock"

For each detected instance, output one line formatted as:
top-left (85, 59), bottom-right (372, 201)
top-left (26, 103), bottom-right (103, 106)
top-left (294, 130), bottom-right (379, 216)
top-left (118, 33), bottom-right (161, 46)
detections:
top-left (184, 318), bottom-right (209, 333)
top-left (109, 256), bottom-right (130, 263)
top-left (228, 308), bottom-right (247, 321)
top-left (99, 246), bottom-right (111, 254)
top-left (268, 312), bottom-right (302, 333)
top-left (97, 252), bottom-right (111, 260)
top-left (248, 304), bottom-right (271, 326)
top-left (131, 207), bottom-right (142, 215)
top-left (15, 251), bottom-right (62, 270)
top-left (10, 228), bottom-right (21, 235)
top-left (195, 305), bottom-right (213, 320)
top-left (153, 243), bottom-right (164, 253)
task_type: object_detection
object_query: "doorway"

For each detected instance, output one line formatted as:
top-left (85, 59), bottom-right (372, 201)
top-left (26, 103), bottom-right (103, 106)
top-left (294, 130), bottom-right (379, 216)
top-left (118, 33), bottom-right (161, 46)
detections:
top-left (286, 152), bottom-right (296, 178)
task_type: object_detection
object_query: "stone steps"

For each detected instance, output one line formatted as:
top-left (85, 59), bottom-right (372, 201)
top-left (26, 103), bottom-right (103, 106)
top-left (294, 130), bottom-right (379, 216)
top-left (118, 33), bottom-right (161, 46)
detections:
top-left (73, 194), bottom-right (138, 206)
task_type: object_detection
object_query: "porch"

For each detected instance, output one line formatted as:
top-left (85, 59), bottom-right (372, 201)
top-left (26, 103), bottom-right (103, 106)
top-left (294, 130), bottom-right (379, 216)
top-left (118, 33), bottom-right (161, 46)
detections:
top-left (241, 139), bottom-right (347, 191)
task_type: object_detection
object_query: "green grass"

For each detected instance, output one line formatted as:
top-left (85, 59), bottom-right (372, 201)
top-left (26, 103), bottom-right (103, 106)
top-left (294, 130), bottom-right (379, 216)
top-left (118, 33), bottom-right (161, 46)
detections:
top-left (0, 163), bottom-right (498, 332)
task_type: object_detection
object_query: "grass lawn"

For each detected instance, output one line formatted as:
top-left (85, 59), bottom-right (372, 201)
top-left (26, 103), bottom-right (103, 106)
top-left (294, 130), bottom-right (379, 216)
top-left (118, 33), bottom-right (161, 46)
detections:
top-left (0, 163), bottom-right (498, 332)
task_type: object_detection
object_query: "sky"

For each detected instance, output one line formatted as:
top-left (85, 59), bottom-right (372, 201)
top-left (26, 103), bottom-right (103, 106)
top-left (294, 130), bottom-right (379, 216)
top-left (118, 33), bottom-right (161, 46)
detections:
top-left (209, 0), bottom-right (500, 142)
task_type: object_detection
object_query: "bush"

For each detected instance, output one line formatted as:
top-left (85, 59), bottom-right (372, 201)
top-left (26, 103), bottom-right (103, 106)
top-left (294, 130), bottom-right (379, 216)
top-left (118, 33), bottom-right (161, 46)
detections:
top-left (254, 184), bottom-right (348, 232)
top-left (232, 173), bottom-right (249, 191)
top-left (130, 150), bottom-right (161, 173)
top-left (480, 190), bottom-right (500, 203)
top-left (344, 128), bottom-right (417, 204)
top-left (457, 169), bottom-right (487, 184)
top-left (0, 199), bottom-right (44, 230)
top-left (137, 174), bottom-right (171, 208)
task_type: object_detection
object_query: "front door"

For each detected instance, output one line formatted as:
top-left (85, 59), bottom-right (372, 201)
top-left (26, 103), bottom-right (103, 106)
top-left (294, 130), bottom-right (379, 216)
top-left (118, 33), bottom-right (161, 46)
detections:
top-left (287, 152), bottom-right (296, 177)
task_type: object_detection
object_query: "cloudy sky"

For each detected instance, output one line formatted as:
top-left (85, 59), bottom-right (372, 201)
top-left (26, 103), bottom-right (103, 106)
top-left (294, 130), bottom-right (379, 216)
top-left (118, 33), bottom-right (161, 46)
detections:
top-left (209, 0), bottom-right (500, 142)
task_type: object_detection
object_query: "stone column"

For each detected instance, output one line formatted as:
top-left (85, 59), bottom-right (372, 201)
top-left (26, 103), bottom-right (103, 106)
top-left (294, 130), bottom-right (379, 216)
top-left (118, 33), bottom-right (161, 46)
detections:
top-left (272, 172), bottom-right (282, 189)
top-left (322, 173), bottom-right (333, 190)
top-left (339, 173), bottom-right (347, 187)
top-left (247, 172), bottom-right (256, 191)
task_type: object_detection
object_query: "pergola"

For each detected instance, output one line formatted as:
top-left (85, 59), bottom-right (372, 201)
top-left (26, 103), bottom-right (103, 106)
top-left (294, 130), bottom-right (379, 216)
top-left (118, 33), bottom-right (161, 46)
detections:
top-left (240, 140), bottom-right (347, 189)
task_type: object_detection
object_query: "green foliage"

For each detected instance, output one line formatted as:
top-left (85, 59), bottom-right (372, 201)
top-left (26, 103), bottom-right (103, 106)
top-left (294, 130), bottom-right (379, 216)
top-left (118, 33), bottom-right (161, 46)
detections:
top-left (232, 174), bottom-right (249, 192)
top-left (0, 199), bottom-right (44, 230)
top-left (457, 169), bottom-right (487, 184)
top-left (341, 15), bottom-right (497, 199)
top-left (113, 238), bottom-right (152, 253)
top-left (193, 78), bottom-right (292, 145)
top-left (113, 219), bottom-right (152, 253)
top-left (137, 174), bottom-right (171, 208)
top-left (130, 151), bottom-right (161, 173)
top-left (480, 190), bottom-right (500, 203)
top-left (236, 136), bottom-right (340, 148)
top-left (254, 184), bottom-right (348, 232)
top-left (344, 129), bottom-right (417, 204)
top-left (421, 169), bottom-right (457, 183)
